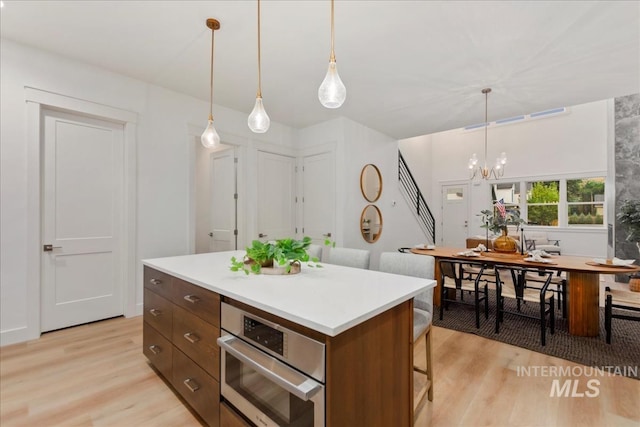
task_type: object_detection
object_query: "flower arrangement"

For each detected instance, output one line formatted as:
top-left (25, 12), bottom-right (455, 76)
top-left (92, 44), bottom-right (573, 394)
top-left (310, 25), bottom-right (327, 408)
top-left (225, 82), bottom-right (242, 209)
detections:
top-left (230, 236), bottom-right (324, 275)
top-left (479, 200), bottom-right (526, 235)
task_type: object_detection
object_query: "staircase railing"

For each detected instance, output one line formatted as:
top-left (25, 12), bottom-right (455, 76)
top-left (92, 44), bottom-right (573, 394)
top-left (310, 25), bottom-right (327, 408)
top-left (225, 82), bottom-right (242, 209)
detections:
top-left (398, 151), bottom-right (436, 244)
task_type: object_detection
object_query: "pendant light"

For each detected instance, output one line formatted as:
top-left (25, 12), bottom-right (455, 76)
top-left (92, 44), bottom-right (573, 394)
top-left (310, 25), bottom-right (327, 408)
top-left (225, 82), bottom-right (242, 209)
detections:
top-left (318, 0), bottom-right (346, 108)
top-left (248, 0), bottom-right (270, 133)
top-left (201, 18), bottom-right (221, 149)
top-left (468, 88), bottom-right (507, 180)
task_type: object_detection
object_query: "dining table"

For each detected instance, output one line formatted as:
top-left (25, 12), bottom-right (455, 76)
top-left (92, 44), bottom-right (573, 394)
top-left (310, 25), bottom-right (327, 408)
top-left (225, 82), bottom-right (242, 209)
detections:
top-left (410, 246), bottom-right (640, 337)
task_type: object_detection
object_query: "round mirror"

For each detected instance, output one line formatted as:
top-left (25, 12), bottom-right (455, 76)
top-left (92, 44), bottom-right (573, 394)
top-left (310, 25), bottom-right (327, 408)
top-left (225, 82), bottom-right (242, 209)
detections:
top-left (360, 204), bottom-right (383, 243)
top-left (360, 164), bottom-right (382, 202)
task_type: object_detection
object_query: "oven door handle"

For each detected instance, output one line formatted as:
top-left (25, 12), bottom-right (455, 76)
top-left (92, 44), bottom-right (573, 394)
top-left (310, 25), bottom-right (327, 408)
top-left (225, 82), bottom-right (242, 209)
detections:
top-left (217, 334), bottom-right (322, 401)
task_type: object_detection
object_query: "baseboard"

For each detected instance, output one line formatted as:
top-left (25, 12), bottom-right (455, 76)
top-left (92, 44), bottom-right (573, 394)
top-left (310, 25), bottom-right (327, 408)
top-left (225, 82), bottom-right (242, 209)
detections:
top-left (0, 325), bottom-right (39, 347)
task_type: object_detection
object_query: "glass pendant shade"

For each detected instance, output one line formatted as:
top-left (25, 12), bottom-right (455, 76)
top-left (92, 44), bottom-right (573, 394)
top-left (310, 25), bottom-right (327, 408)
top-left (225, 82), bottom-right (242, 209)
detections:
top-left (201, 119), bottom-right (220, 148)
top-left (248, 96), bottom-right (270, 133)
top-left (318, 60), bottom-right (346, 109)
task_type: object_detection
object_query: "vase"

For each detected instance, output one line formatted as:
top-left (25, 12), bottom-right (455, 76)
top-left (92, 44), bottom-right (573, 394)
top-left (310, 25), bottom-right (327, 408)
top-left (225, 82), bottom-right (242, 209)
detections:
top-left (493, 228), bottom-right (518, 253)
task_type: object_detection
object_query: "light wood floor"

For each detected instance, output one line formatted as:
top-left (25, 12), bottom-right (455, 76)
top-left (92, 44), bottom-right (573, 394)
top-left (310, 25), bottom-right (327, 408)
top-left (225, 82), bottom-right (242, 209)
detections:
top-left (1, 316), bottom-right (639, 427)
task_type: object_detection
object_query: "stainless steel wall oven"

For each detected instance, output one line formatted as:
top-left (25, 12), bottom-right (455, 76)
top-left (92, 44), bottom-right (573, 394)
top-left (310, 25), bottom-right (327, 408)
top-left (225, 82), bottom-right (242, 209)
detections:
top-left (217, 302), bottom-right (325, 427)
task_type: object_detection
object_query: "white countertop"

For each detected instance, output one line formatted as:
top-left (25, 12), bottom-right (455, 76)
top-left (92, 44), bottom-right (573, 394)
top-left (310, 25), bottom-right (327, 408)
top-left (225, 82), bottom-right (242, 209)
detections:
top-left (143, 251), bottom-right (435, 337)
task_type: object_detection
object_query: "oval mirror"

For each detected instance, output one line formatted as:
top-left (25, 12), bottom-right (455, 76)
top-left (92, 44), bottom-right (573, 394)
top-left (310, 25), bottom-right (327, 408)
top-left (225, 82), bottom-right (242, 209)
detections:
top-left (360, 204), bottom-right (383, 243)
top-left (360, 164), bottom-right (382, 202)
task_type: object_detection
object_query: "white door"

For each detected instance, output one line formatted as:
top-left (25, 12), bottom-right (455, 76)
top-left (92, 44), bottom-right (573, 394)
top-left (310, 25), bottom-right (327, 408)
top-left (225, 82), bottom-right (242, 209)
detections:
top-left (441, 184), bottom-right (469, 247)
top-left (210, 148), bottom-right (237, 252)
top-left (302, 152), bottom-right (335, 243)
top-left (41, 109), bottom-right (124, 332)
top-left (257, 151), bottom-right (296, 240)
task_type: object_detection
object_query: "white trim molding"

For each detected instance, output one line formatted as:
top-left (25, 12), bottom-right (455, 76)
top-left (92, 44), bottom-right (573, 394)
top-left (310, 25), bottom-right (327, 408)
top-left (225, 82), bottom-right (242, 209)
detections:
top-left (19, 87), bottom-right (138, 345)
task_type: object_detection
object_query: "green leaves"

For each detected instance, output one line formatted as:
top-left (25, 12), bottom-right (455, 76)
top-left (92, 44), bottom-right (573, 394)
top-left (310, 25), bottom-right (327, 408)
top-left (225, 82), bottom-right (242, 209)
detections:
top-left (229, 236), bottom-right (320, 274)
top-left (479, 208), bottom-right (526, 235)
top-left (618, 200), bottom-right (640, 242)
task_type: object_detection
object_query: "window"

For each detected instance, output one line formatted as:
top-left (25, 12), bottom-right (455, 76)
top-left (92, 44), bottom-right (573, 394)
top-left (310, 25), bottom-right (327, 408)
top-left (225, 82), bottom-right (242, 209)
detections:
top-left (493, 177), bottom-right (606, 228)
top-left (526, 181), bottom-right (559, 226)
top-left (492, 182), bottom-right (520, 215)
top-left (567, 178), bottom-right (605, 226)
top-left (446, 188), bottom-right (464, 200)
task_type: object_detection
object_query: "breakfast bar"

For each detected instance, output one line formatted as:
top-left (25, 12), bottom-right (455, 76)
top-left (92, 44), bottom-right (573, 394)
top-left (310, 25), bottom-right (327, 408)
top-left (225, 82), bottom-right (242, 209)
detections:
top-left (143, 251), bottom-right (435, 427)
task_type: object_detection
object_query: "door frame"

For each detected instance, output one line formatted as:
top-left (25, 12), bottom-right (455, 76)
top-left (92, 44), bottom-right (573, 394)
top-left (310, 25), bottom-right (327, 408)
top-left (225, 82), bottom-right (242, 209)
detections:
top-left (187, 125), bottom-right (247, 254)
top-left (439, 181), bottom-right (471, 246)
top-left (25, 87), bottom-right (138, 342)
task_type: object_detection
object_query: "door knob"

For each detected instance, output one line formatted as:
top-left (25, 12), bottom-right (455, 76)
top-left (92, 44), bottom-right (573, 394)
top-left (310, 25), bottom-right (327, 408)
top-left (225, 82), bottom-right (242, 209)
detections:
top-left (323, 232), bottom-right (332, 238)
top-left (43, 244), bottom-right (62, 252)
top-left (208, 232), bottom-right (213, 237)
top-left (259, 233), bottom-right (268, 238)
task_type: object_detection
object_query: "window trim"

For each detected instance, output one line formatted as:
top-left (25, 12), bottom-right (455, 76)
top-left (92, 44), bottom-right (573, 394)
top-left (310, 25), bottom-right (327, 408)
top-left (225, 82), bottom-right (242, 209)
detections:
top-left (490, 174), bottom-right (606, 229)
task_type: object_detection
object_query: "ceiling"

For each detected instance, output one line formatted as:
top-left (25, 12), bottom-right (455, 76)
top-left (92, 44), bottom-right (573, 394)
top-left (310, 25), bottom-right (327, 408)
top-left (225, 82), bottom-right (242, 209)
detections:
top-left (1, 1), bottom-right (638, 139)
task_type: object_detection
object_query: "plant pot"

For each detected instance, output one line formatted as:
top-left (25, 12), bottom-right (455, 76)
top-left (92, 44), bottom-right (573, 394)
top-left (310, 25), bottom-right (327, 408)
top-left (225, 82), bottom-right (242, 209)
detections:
top-left (493, 228), bottom-right (518, 254)
top-left (267, 260), bottom-right (302, 275)
top-left (630, 275), bottom-right (640, 292)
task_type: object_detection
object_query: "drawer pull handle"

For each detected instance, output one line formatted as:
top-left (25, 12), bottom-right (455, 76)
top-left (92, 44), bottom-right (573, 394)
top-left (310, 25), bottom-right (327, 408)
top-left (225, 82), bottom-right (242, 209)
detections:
top-left (149, 278), bottom-right (162, 285)
top-left (149, 308), bottom-right (162, 317)
top-left (183, 332), bottom-right (200, 343)
top-left (183, 294), bottom-right (200, 304)
top-left (148, 345), bottom-right (161, 355)
top-left (183, 378), bottom-right (200, 393)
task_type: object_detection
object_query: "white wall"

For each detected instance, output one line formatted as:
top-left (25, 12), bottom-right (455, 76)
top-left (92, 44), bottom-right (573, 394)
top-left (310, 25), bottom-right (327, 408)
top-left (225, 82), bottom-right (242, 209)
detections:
top-left (0, 37), bottom-right (615, 346)
top-left (0, 40), bottom-right (297, 345)
top-left (399, 101), bottom-right (610, 257)
top-left (298, 117), bottom-right (428, 270)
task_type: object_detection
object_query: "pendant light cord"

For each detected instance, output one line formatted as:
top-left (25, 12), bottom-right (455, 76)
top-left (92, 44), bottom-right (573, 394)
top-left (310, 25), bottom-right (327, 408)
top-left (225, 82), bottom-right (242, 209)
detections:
top-left (209, 27), bottom-right (215, 120)
top-left (330, 0), bottom-right (336, 62)
top-left (257, 0), bottom-right (262, 97)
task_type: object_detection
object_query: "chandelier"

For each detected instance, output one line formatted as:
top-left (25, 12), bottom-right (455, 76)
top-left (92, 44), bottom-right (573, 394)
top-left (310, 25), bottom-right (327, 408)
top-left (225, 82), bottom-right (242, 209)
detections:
top-left (468, 88), bottom-right (507, 180)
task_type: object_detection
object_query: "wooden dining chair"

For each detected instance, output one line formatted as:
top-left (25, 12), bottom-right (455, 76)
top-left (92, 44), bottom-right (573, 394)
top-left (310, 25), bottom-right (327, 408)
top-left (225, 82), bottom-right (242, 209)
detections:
top-left (439, 259), bottom-right (490, 328)
top-left (605, 286), bottom-right (640, 344)
top-left (524, 269), bottom-right (567, 318)
top-left (379, 252), bottom-right (434, 406)
top-left (495, 266), bottom-right (555, 346)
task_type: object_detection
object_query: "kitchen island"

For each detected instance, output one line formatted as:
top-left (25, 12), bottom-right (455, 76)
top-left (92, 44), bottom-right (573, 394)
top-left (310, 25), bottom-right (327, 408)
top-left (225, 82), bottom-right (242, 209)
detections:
top-left (142, 251), bottom-right (435, 427)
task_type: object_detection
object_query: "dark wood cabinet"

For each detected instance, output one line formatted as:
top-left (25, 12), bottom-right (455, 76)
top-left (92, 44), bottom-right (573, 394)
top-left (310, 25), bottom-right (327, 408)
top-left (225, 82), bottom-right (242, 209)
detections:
top-left (143, 266), bottom-right (221, 426)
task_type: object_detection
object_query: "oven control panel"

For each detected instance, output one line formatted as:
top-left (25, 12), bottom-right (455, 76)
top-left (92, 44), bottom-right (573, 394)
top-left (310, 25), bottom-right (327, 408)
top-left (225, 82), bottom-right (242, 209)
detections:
top-left (243, 316), bottom-right (285, 356)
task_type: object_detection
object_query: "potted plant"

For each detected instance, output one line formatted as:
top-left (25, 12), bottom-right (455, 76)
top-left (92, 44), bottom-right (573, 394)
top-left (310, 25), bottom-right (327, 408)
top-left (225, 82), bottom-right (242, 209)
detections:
top-left (479, 205), bottom-right (526, 253)
top-left (230, 236), bottom-right (322, 275)
top-left (617, 199), bottom-right (640, 291)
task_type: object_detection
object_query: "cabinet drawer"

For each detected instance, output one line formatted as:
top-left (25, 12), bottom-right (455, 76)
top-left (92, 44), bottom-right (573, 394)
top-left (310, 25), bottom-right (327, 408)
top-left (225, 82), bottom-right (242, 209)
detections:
top-left (173, 278), bottom-right (220, 327)
top-left (220, 402), bottom-right (252, 427)
top-left (143, 289), bottom-right (173, 339)
top-left (173, 348), bottom-right (220, 427)
top-left (144, 266), bottom-right (173, 300)
top-left (173, 304), bottom-right (220, 380)
top-left (143, 322), bottom-right (173, 380)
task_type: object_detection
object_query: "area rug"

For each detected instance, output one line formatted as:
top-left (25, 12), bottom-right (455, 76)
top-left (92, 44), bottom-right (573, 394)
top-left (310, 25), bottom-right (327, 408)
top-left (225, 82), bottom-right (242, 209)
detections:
top-left (433, 290), bottom-right (640, 380)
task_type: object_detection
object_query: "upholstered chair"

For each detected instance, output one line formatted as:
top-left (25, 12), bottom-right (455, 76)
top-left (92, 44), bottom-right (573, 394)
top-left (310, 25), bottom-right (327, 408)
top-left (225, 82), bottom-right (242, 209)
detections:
top-left (327, 247), bottom-right (370, 269)
top-left (379, 252), bottom-right (434, 405)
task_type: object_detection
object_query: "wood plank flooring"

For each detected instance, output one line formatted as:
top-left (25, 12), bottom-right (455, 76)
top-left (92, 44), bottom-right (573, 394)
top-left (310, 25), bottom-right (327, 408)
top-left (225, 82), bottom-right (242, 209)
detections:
top-left (1, 316), bottom-right (639, 426)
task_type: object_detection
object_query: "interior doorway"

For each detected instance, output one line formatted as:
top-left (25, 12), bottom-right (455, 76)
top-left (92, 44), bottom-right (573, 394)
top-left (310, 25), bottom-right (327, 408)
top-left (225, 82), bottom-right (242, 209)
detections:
top-left (441, 183), bottom-right (469, 247)
top-left (41, 108), bottom-right (125, 332)
top-left (193, 139), bottom-right (239, 253)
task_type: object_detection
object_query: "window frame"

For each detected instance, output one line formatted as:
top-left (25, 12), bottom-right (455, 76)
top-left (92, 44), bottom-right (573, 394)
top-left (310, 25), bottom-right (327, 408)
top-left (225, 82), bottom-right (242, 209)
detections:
top-left (489, 175), bottom-right (606, 229)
